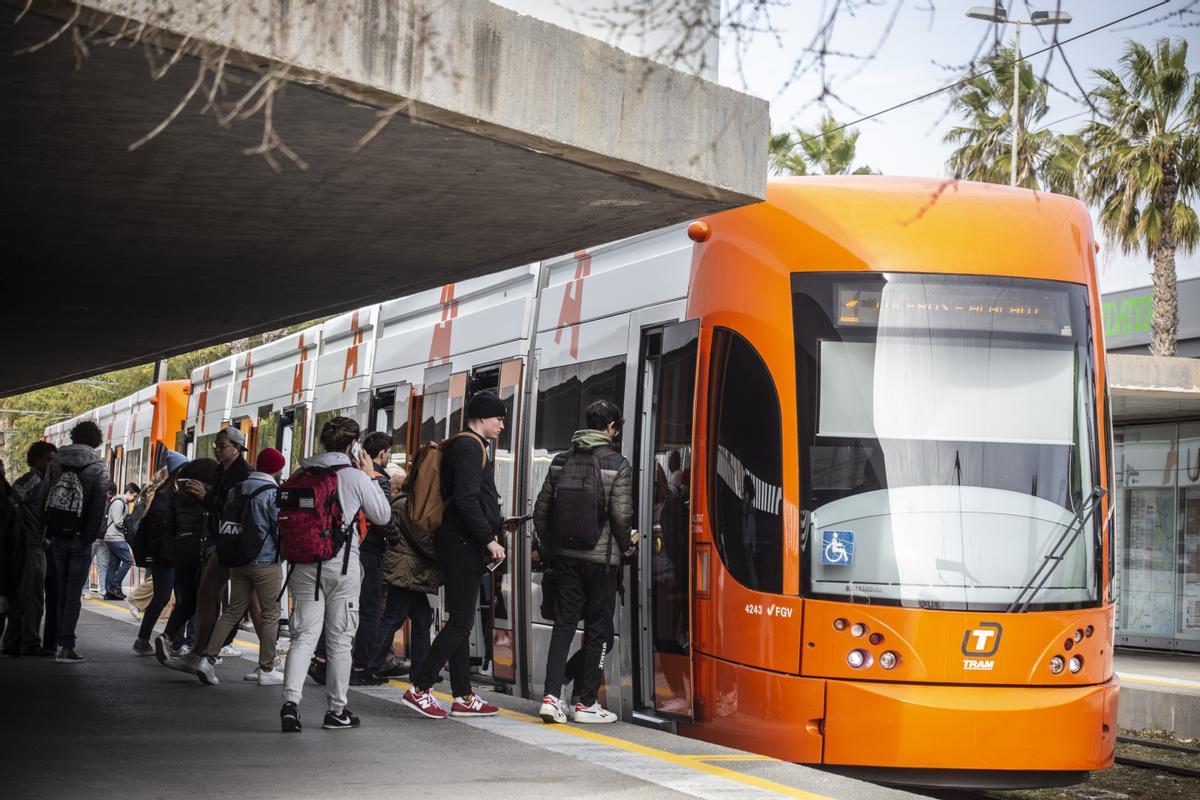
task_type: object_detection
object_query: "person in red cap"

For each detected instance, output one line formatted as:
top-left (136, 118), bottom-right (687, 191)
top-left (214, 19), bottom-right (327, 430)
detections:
top-left (191, 447), bottom-right (287, 687)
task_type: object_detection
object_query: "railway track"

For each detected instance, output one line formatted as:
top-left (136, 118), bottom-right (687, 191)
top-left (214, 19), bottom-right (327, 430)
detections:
top-left (1114, 735), bottom-right (1200, 780)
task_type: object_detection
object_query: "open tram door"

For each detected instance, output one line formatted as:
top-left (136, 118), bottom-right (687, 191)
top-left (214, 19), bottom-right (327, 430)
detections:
top-left (625, 319), bottom-right (699, 723)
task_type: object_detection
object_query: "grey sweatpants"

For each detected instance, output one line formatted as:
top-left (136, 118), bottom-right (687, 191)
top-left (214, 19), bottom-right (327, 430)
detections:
top-left (282, 554), bottom-right (362, 711)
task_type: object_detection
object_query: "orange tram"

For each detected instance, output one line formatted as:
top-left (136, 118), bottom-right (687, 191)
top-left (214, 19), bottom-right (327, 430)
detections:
top-left (50, 178), bottom-right (1116, 788)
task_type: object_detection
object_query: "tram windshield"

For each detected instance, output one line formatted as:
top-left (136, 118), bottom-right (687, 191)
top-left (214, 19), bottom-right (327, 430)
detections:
top-left (793, 273), bottom-right (1102, 611)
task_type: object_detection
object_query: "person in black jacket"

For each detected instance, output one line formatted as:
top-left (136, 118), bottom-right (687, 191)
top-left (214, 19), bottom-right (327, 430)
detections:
top-left (133, 451), bottom-right (189, 654)
top-left (402, 391), bottom-right (508, 720)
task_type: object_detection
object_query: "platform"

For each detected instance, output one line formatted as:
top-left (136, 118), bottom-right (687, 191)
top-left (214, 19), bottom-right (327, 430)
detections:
top-left (0, 600), bottom-right (918, 800)
top-left (1115, 650), bottom-right (1200, 739)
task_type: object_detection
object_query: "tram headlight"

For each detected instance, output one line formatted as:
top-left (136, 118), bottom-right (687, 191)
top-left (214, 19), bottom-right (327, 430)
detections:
top-left (847, 649), bottom-right (868, 668)
top-left (879, 651), bottom-right (899, 670)
top-left (1069, 656), bottom-right (1083, 674)
top-left (1085, 625), bottom-right (1094, 638)
top-left (833, 618), bottom-right (848, 631)
top-left (850, 623), bottom-right (867, 638)
top-left (868, 632), bottom-right (884, 645)
top-left (1073, 629), bottom-right (1084, 643)
top-left (1049, 655), bottom-right (1065, 675)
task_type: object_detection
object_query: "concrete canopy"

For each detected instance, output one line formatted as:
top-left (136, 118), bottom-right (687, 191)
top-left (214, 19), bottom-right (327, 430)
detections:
top-left (1, 0), bottom-right (767, 397)
top-left (1108, 354), bottom-right (1200, 423)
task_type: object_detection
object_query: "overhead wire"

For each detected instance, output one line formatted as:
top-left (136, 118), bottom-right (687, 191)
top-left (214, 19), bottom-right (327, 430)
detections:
top-left (797, 0), bottom-right (1170, 144)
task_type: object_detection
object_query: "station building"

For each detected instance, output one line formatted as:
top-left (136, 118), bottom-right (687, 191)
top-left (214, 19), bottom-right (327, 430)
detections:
top-left (1105, 277), bottom-right (1200, 653)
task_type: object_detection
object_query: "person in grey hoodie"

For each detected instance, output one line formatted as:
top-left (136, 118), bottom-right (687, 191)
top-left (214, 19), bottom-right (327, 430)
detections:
top-left (39, 420), bottom-right (110, 663)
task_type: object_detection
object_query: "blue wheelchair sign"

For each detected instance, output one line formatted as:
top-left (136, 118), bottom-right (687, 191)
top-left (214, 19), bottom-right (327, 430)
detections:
top-left (821, 531), bottom-right (854, 566)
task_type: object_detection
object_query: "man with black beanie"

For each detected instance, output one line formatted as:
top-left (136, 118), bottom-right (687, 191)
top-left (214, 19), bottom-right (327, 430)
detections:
top-left (402, 390), bottom-right (508, 719)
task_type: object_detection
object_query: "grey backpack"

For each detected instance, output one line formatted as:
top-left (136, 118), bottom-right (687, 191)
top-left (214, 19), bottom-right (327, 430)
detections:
top-left (44, 466), bottom-right (85, 539)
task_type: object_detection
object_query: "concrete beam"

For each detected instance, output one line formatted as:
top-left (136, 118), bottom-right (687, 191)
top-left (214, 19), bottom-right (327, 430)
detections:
top-left (0, 1), bottom-right (767, 396)
top-left (1108, 354), bottom-right (1200, 423)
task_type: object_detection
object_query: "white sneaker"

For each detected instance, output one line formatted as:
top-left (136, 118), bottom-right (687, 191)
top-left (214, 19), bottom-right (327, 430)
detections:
top-left (539, 695), bottom-right (568, 724)
top-left (218, 644), bottom-right (243, 658)
top-left (571, 702), bottom-right (617, 724)
top-left (127, 604), bottom-right (142, 621)
top-left (243, 668), bottom-right (262, 682)
top-left (257, 668), bottom-right (284, 686)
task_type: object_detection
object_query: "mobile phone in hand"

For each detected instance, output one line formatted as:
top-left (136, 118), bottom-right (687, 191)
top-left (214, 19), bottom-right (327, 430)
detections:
top-left (486, 556), bottom-right (506, 573)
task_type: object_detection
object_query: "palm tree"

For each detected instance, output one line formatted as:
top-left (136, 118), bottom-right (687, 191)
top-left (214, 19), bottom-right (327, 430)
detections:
top-left (1074, 38), bottom-right (1200, 356)
top-left (944, 47), bottom-right (1061, 189)
top-left (768, 127), bottom-right (800, 176)
top-left (767, 114), bottom-right (876, 176)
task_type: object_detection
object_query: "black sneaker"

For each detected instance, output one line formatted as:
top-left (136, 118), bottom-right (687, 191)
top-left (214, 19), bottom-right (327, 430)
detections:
top-left (103, 591), bottom-right (122, 601)
top-left (323, 708), bottom-right (360, 730)
top-left (307, 658), bottom-right (327, 685)
top-left (281, 702), bottom-right (302, 733)
top-left (21, 646), bottom-right (55, 658)
top-left (377, 660), bottom-right (409, 678)
top-left (1, 647), bottom-right (20, 657)
top-left (55, 647), bottom-right (83, 663)
top-left (349, 669), bottom-right (387, 686)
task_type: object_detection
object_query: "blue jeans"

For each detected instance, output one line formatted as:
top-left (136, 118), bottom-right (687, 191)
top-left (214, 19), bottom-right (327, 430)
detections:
top-left (51, 537), bottom-right (92, 649)
top-left (369, 585), bottom-right (431, 677)
top-left (105, 540), bottom-right (133, 593)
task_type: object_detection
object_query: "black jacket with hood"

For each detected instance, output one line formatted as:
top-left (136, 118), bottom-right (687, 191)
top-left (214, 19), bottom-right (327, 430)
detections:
top-left (39, 444), bottom-right (109, 542)
top-left (438, 430), bottom-right (503, 567)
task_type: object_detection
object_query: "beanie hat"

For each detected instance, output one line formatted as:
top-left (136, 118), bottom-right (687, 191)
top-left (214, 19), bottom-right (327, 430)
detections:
top-left (256, 447), bottom-right (287, 476)
top-left (219, 425), bottom-right (247, 450)
top-left (164, 451), bottom-right (189, 473)
top-left (466, 391), bottom-right (506, 421)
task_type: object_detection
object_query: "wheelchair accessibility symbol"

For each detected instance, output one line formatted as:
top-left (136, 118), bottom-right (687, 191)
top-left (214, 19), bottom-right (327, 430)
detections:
top-left (821, 531), bottom-right (854, 566)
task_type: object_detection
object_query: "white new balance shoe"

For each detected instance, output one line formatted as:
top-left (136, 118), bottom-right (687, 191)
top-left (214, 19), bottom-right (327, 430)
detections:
top-left (571, 702), bottom-right (616, 724)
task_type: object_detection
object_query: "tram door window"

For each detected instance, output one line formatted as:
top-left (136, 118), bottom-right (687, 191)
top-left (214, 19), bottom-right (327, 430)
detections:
top-left (633, 321), bottom-right (699, 719)
top-left (255, 404), bottom-right (278, 463)
top-left (368, 389), bottom-right (396, 437)
top-left (706, 329), bottom-right (784, 594)
top-left (391, 384), bottom-right (412, 467)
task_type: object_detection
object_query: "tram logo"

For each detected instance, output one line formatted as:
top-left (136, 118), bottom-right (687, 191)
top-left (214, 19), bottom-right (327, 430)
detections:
top-left (961, 621), bottom-right (1003, 660)
top-left (821, 531), bottom-right (854, 565)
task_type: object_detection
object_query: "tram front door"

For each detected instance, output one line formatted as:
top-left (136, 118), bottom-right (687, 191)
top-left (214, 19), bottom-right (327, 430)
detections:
top-left (625, 319), bottom-right (699, 722)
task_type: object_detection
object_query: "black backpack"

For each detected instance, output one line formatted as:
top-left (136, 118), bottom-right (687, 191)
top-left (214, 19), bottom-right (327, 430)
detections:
top-left (548, 449), bottom-right (608, 551)
top-left (216, 483), bottom-right (277, 568)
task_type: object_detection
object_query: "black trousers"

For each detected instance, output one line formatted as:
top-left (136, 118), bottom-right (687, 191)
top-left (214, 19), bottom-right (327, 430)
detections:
top-left (163, 542), bottom-right (202, 640)
top-left (542, 557), bottom-right (617, 707)
top-left (413, 534), bottom-right (484, 698)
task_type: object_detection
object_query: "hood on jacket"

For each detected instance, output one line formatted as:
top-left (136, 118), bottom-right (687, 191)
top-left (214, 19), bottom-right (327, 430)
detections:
top-left (300, 452), bottom-right (351, 470)
top-left (55, 443), bottom-right (102, 469)
top-left (571, 430), bottom-right (613, 451)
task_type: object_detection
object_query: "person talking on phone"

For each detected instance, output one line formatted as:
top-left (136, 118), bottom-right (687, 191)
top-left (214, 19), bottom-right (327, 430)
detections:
top-left (402, 391), bottom-right (508, 720)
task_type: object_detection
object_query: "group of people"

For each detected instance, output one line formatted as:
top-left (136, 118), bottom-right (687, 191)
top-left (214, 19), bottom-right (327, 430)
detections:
top-left (1, 389), bottom-right (637, 733)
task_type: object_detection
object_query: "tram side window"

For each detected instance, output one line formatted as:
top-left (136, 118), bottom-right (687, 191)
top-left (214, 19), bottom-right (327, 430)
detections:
top-left (534, 356), bottom-right (626, 453)
top-left (707, 329), bottom-right (783, 594)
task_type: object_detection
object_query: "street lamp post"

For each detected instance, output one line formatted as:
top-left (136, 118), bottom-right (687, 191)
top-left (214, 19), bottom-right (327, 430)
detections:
top-left (966, 4), bottom-right (1072, 186)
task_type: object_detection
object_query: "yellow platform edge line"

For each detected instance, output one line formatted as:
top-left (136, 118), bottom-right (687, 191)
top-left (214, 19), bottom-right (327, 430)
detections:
top-left (91, 600), bottom-right (829, 800)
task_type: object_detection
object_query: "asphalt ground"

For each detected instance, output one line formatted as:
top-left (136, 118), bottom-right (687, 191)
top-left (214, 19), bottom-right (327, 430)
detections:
top-left (0, 599), bottom-right (919, 800)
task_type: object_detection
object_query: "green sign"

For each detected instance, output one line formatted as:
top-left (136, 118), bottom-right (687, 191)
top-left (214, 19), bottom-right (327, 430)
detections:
top-left (1103, 293), bottom-right (1152, 338)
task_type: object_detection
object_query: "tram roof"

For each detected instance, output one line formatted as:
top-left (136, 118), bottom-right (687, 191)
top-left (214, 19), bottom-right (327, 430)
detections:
top-left (716, 177), bottom-right (1097, 287)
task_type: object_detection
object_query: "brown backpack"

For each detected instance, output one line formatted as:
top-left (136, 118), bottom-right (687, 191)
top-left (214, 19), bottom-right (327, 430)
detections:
top-left (402, 432), bottom-right (487, 537)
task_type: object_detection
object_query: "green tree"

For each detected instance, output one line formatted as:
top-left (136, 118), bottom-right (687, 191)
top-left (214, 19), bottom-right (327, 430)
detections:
top-left (944, 47), bottom-right (1063, 189)
top-left (1071, 38), bottom-right (1200, 356)
top-left (767, 114), bottom-right (876, 176)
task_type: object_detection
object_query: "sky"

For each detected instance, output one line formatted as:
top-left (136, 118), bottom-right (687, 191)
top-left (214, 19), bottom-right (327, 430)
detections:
top-left (710, 0), bottom-right (1200, 294)
top-left (497, 0), bottom-right (1200, 296)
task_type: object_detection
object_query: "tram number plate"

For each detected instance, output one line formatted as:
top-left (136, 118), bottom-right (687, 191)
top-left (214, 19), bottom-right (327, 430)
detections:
top-left (744, 603), bottom-right (793, 619)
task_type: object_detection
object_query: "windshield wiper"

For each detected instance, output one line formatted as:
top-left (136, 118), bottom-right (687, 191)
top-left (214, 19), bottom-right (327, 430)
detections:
top-left (1005, 486), bottom-right (1108, 614)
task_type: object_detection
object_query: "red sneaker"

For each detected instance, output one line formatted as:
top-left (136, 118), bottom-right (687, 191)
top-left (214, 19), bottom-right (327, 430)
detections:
top-left (401, 688), bottom-right (448, 719)
top-left (450, 692), bottom-right (499, 717)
